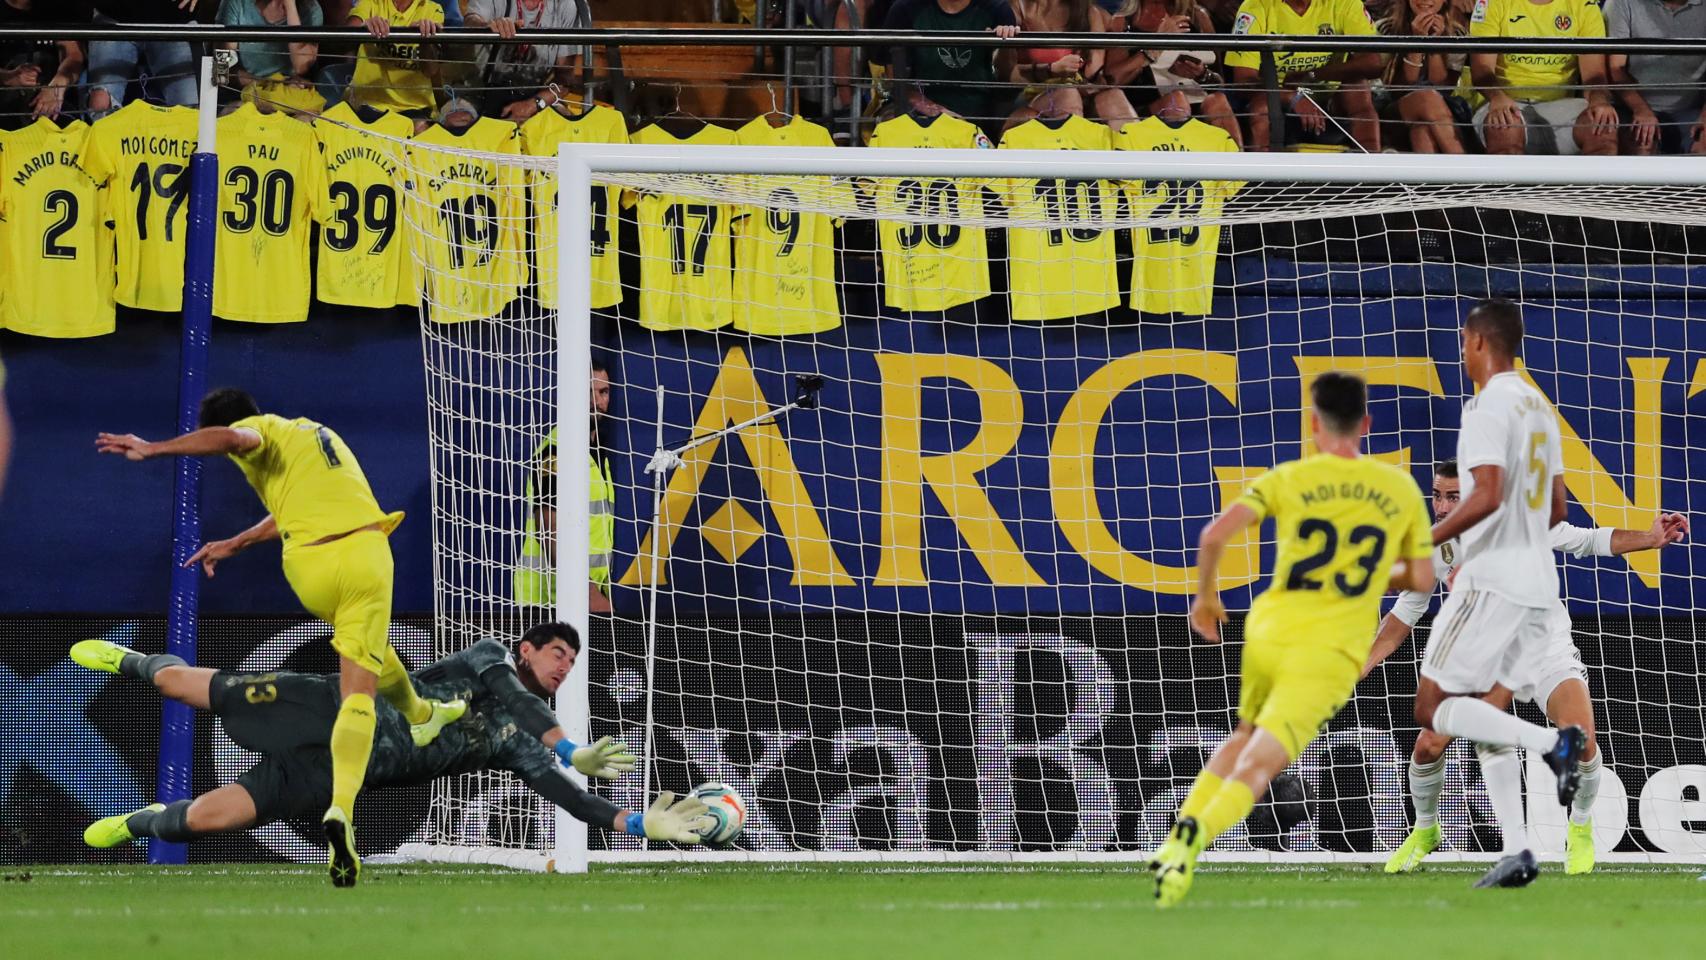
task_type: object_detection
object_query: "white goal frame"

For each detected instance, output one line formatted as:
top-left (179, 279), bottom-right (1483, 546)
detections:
top-left (530, 146), bottom-right (1706, 872)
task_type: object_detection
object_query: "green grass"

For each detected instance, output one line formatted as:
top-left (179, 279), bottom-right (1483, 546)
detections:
top-left (4, 862), bottom-right (1700, 959)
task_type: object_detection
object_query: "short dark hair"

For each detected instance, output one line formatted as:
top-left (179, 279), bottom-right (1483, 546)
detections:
top-left (1310, 371), bottom-right (1367, 435)
top-left (1434, 457), bottom-right (1459, 480)
top-left (1465, 299), bottom-right (1524, 359)
top-left (591, 355), bottom-right (610, 376)
top-left (198, 388), bottom-right (260, 428)
top-left (517, 621), bottom-right (580, 656)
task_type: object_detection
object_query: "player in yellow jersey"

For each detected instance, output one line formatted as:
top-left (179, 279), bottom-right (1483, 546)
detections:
top-left (1149, 372), bottom-right (1435, 908)
top-left (95, 388), bottom-right (465, 888)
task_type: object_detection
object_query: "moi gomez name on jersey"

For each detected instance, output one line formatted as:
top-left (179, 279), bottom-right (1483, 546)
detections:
top-left (614, 341), bottom-right (1684, 610)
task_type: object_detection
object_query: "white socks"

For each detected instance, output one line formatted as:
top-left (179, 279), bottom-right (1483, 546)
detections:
top-left (1571, 753), bottom-right (1602, 826)
top-left (1477, 742), bottom-right (1529, 854)
top-left (1409, 757), bottom-right (1446, 829)
top-left (1433, 696), bottom-right (1558, 754)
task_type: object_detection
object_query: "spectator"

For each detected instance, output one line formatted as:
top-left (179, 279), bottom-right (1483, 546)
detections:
top-left (1006, 0), bottom-right (1139, 128)
top-left (1467, 0), bottom-right (1616, 156)
top-left (346, 0), bottom-right (444, 117)
top-left (90, 1), bottom-right (202, 117)
top-left (1103, 0), bottom-right (1242, 144)
top-left (0, 0), bottom-right (89, 129)
top-left (1382, 0), bottom-right (1473, 153)
top-left (514, 360), bottom-right (616, 614)
top-left (217, 0), bottom-right (322, 91)
top-left (464, 0), bottom-right (587, 120)
top-left (1222, 0), bottom-right (1384, 152)
top-left (1606, 0), bottom-right (1706, 155)
top-left (881, 0), bottom-right (1021, 134)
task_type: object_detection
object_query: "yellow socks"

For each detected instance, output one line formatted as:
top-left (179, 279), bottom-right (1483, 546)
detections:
top-left (1198, 779), bottom-right (1257, 847)
top-left (376, 647), bottom-right (431, 725)
top-left (329, 693), bottom-right (377, 815)
top-left (1178, 770), bottom-right (1225, 822)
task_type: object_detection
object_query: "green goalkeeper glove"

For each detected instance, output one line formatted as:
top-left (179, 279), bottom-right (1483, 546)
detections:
top-left (628, 791), bottom-right (714, 844)
top-left (554, 736), bottom-right (638, 779)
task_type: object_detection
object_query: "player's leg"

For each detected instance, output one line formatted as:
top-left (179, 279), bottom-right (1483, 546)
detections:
top-left (1386, 728), bottom-right (1452, 873)
top-left (86, 784), bottom-right (261, 849)
top-left (1522, 621), bottom-right (1600, 877)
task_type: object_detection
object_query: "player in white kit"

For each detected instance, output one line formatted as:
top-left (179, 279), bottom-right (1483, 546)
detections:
top-left (1413, 299), bottom-right (1591, 890)
top-left (1363, 457), bottom-right (1687, 876)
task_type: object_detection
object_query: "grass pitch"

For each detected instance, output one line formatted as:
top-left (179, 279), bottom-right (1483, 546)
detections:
top-left (4, 862), bottom-right (1699, 960)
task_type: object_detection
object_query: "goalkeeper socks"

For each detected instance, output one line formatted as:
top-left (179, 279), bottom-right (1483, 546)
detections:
top-left (1177, 770), bottom-right (1225, 822)
top-left (329, 693), bottom-right (378, 815)
top-left (1432, 696), bottom-right (1557, 754)
top-left (120, 652), bottom-right (186, 683)
top-left (376, 647), bottom-right (432, 725)
top-left (1571, 753), bottom-right (1603, 826)
top-left (1476, 742), bottom-right (1528, 854)
top-left (1198, 778), bottom-right (1256, 848)
top-left (1409, 757), bottom-right (1446, 830)
top-left (127, 799), bottom-right (194, 842)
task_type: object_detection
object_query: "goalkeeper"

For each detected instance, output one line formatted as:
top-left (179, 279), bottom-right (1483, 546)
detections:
top-left (72, 623), bottom-right (713, 871)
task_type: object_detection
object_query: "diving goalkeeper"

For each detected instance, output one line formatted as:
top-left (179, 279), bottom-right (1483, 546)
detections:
top-left (71, 623), bottom-right (713, 870)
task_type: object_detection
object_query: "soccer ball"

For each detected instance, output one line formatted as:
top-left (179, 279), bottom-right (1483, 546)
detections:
top-left (690, 782), bottom-right (746, 847)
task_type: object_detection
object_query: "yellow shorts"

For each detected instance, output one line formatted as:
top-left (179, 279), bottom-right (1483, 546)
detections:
top-left (281, 529), bottom-right (395, 675)
top-left (1237, 635), bottom-right (1362, 761)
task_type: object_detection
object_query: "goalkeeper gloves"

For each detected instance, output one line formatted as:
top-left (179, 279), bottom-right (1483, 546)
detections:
top-left (553, 735), bottom-right (638, 779)
top-left (624, 791), bottom-right (714, 844)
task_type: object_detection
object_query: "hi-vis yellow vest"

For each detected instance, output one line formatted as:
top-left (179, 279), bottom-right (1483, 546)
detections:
top-left (515, 429), bottom-right (615, 607)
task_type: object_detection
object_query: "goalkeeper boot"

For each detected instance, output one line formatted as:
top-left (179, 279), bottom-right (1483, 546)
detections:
top-left (1543, 727), bottom-right (1588, 807)
top-left (410, 698), bottom-right (467, 748)
top-left (1565, 820), bottom-right (1596, 876)
top-left (1384, 823), bottom-right (1441, 874)
top-left (323, 806), bottom-right (361, 888)
top-left (1150, 816), bottom-right (1203, 910)
top-left (69, 638), bottom-right (137, 675)
top-left (83, 803), bottom-right (163, 848)
top-left (1472, 849), bottom-right (1539, 889)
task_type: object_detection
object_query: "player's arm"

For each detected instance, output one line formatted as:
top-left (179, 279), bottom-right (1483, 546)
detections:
top-left (1387, 554), bottom-right (1434, 594)
top-left (521, 767), bottom-right (710, 844)
top-left (1362, 612), bottom-right (1415, 679)
top-left (1552, 514), bottom-right (1689, 557)
top-left (96, 426), bottom-right (262, 461)
top-left (1428, 464), bottom-right (1503, 545)
top-left (1190, 502), bottom-right (1260, 644)
top-left (473, 658), bottom-right (636, 779)
top-left (183, 515), bottom-right (279, 578)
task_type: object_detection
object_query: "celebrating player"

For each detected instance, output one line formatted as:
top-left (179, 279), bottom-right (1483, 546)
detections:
top-left (1366, 456), bottom-right (1687, 876)
top-left (95, 388), bottom-right (463, 887)
top-left (1152, 371), bottom-right (1435, 908)
top-left (1413, 299), bottom-right (1592, 890)
top-left (72, 623), bottom-right (710, 867)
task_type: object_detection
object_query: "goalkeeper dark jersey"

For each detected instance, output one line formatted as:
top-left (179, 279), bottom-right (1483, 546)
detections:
top-left (214, 641), bottom-right (617, 827)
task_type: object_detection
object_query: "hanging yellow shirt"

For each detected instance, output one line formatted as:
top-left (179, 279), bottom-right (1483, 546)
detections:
top-left (521, 104), bottom-right (630, 311)
top-left (78, 101), bottom-right (199, 313)
top-left (867, 113), bottom-right (992, 313)
top-left (0, 118), bottom-right (115, 338)
top-left (315, 102), bottom-right (416, 309)
top-left (733, 115), bottom-right (848, 336)
top-left (1115, 116), bottom-right (1241, 317)
top-left (228, 413), bottom-right (401, 547)
top-left (1463, 0), bottom-right (1605, 104)
top-left (629, 123), bottom-right (739, 331)
top-left (998, 115), bottom-right (1119, 323)
top-left (214, 104), bottom-right (328, 324)
top-left (407, 117), bottom-right (526, 323)
top-left (348, 0), bottom-right (444, 114)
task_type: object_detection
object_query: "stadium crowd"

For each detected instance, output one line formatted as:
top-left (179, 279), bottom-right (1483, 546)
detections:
top-left (0, 0), bottom-right (1703, 155)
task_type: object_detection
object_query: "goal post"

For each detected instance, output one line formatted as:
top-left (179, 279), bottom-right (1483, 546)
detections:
top-left (399, 130), bottom-right (1706, 870)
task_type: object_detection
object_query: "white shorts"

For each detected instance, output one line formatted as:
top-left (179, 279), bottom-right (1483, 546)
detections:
top-left (1420, 588), bottom-right (1583, 701)
top-left (1472, 97), bottom-right (1588, 156)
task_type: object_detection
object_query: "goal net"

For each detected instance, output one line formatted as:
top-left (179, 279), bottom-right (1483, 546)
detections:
top-left (390, 125), bottom-right (1706, 870)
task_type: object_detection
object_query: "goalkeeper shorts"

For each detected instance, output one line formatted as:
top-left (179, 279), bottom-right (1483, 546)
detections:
top-left (281, 529), bottom-right (396, 675)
